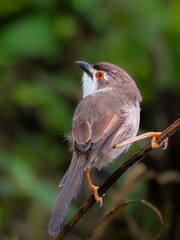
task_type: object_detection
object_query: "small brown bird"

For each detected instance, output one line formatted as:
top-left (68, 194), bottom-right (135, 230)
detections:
top-left (48, 61), bottom-right (165, 236)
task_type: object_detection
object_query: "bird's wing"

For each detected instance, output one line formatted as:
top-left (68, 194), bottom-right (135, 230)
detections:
top-left (100, 119), bottom-right (129, 154)
top-left (72, 119), bottom-right (92, 152)
top-left (72, 113), bottom-right (126, 153)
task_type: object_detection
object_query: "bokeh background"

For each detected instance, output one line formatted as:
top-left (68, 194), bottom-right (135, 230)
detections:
top-left (0, 0), bottom-right (180, 240)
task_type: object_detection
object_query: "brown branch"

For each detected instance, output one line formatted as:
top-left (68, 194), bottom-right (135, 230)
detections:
top-left (54, 118), bottom-right (180, 240)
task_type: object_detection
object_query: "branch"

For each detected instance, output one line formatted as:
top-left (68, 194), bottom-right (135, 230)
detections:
top-left (54, 118), bottom-right (180, 240)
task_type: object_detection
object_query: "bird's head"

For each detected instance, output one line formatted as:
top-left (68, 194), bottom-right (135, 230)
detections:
top-left (75, 61), bottom-right (142, 102)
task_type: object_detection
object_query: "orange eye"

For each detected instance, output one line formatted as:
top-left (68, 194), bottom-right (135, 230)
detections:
top-left (95, 71), bottom-right (104, 80)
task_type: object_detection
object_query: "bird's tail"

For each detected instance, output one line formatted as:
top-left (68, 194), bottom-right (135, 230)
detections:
top-left (48, 151), bottom-right (86, 236)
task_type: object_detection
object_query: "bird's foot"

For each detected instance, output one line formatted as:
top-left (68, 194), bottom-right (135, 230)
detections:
top-left (150, 132), bottom-right (161, 148)
top-left (89, 184), bottom-right (103, 206)
top-left (150, 132), bottom-right (168, 150)
top-left (85, 168), bottom-right (103, 206)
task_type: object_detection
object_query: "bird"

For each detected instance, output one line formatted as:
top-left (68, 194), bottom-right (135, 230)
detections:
top-left (48, 61), bottom-right (166, 236)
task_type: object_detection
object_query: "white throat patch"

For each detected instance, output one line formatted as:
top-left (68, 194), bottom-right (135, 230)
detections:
top-left (82, 72), bottom-right (98, 98)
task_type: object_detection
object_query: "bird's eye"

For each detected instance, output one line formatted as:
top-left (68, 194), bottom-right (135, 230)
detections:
top-left (95, 71), bottom-right (104, 80)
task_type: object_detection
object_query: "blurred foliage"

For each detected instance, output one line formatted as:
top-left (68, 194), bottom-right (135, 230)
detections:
top-left (0, 0), bottom-right (180, 239)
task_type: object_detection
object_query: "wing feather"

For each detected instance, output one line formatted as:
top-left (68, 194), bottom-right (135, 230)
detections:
top-left (101, 121), bottom-right (128, 154)
top-left (72, 113), bottom-right (126, 153)
top-left (91, 114), bottom-right (124, 151)
top-left (72, 120), bottom-right (91, 152)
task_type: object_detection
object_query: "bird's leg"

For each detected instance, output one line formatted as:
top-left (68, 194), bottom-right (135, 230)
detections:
top-left (85, 168), bottom-right (103, 206)
top-left (114, 132), bottom-right (168, 150)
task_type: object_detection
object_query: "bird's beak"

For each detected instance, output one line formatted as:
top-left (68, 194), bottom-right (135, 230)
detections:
top-left (75, 61), bottom-right (93, 79)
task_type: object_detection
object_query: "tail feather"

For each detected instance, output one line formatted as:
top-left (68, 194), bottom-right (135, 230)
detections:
top-left (59, 160), bottom-right (76, 188)
top-left (48, 153), bottom-right (86, 236)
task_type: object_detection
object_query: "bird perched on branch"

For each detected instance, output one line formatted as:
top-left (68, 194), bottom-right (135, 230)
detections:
top-left (48, 61), bottom-right (166, 236)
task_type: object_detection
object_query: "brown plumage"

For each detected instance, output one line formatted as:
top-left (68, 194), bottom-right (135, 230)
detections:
top-left (48, 61), bottom-right (142, 236)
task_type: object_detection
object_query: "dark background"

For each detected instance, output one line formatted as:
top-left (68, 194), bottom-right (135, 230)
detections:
top-left (0, 0), bottom-right (180, 239)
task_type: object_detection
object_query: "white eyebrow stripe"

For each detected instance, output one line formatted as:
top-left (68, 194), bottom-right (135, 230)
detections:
top-left (104, 72), bottom-right (109, 80)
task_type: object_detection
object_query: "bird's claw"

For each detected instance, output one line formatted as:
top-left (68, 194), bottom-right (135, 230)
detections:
top-left (151, 132), bottom-right (168, 150)
top-left (161, 138), bottom-right (168, 150)
top-left (90, 185), bottom-right (103, 207)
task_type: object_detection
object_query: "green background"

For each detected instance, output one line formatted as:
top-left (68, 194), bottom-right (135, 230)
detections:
top-left (0, 0), bottom-right (180, 239)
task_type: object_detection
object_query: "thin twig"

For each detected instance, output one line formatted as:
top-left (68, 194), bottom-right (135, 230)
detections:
top-left (54, 118), bottom-right (180, 240)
